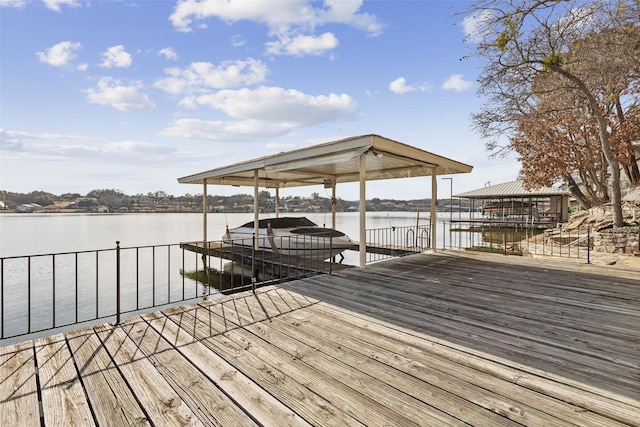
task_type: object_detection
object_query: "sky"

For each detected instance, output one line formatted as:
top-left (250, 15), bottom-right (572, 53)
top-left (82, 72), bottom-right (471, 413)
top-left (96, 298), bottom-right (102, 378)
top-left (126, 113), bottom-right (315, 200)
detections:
top-left (0, 0), bottom-right (522, 201)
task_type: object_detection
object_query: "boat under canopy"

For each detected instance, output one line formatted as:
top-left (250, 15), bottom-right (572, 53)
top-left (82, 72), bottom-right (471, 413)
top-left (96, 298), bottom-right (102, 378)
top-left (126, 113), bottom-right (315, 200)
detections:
top-left (224, 216), bottom-right (354, 260)
top-left (178, 134), bottom-right (474, 267)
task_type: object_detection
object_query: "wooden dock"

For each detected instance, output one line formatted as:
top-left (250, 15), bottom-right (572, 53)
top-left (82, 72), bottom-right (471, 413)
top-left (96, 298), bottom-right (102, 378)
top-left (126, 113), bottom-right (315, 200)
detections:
top-left (180, 242), bottom-right (354, 282)
top-left (1, 251), bottom-right (638, 426)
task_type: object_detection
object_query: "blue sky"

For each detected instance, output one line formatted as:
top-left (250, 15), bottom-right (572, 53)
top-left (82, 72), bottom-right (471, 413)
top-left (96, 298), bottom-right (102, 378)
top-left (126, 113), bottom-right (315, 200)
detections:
top-left (0, 0), bottom-right (520, 200)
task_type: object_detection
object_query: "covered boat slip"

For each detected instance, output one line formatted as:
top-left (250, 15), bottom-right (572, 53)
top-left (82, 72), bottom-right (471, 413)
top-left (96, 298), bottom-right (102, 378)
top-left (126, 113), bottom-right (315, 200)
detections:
top-left (2, 251), bottom-right (638, 426)
top-left (455, 180), bottom-right (571, 227)
top-left (178, 134), bottom-right (473, 267)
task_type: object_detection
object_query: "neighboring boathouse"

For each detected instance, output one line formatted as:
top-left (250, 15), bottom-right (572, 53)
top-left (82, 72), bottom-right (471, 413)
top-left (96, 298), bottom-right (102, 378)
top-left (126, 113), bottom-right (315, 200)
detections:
top-left (455, 180), bottom-right (571, 226)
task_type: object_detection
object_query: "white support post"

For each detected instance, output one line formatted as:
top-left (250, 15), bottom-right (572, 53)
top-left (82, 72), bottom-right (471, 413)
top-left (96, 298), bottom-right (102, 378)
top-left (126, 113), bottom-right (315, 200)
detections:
top-left (202, 179), bottom-right (208, 242)
top-left (331, 179), bottom-right (337, 230)
top-left (275, 185), bottom-right (280, 218)
top-left (359, 153), bottom-right (367, 268)
top-left (254, 170), bottom-right (259, 250)
top-left (431, 171), bottom-right (437, 251)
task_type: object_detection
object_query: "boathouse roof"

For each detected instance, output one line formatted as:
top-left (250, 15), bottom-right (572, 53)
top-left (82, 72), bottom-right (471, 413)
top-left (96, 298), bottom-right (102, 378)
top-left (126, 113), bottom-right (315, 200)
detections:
top-left (454, 180), bottom-right (570, 199)
top-left (178, 134), bottom-right (473, 188)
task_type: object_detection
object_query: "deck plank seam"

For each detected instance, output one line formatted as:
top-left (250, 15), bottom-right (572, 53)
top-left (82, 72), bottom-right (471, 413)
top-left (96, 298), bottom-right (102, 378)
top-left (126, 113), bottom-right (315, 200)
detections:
top-left (279, 280), bottom-right (640, 415)
top-left (269, 292), bottom-right (617, 427)
top-left (92, 326), bottom-right (156, 426)
top-left (181, 301), bottom-right (410, 426)
top-left (143, 309), bottom-right (312, 426)
top-left (231, 292), bottom-right (526, 427)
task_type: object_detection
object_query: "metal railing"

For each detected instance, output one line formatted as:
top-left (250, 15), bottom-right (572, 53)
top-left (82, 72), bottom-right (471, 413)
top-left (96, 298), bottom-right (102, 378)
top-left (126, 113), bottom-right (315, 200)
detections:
top-left (441, 220), bottom-right (594, 258)
top-left (0, 225), bottom-right (437, 344)
top-left (1, 243), bottom-right (201, 342)
top-left (441, 221), bottom-right (640, 261)
top-left (0, 232), bottom-right (344, 343)
top-left (365, 224), bottom-right (431, 263)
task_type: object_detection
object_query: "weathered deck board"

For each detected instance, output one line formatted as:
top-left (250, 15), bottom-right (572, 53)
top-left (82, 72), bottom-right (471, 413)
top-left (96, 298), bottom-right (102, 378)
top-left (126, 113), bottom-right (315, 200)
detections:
top-left (294, 268), bottom-right (639, 396)
top-left (140, 311), bottom-right (307, 426)
top-left (209, 293), bottom-right (520, 426)
top-left (1, 250), bottom-right (639, 426)
top-left (0, 340), bottom-right (39, 426)
top-left (196, 298), bottom-right (487, 426)
top-left (35, 334), bottom-right (95, 426)
top-left (93, 324), bottom-right (204, 426)
top-left (66, 328), bottom-right (150, 426)
top-left (161, 303), bottom-right (375, 426)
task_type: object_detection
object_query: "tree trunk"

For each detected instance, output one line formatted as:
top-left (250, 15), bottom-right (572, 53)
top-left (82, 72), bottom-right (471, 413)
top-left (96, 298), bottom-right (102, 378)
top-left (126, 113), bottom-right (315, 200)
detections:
top-left (564, 174), bottom-right (591, 210)
top-left (553, 67), bottom-right (625, 227)
top-left (614, 96), bottom-right (640, 185)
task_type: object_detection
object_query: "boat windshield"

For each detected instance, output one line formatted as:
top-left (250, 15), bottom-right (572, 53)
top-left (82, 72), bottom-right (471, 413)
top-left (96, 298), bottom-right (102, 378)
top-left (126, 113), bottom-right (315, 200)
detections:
top-left (238, 217), bottom-right (317, 229)
top-left (290, 228), bottom-right (346, 237)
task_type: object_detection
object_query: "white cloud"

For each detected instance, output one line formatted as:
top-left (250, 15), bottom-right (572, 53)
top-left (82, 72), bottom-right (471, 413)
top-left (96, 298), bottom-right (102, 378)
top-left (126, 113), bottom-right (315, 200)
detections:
top-left (162, 86), bottom-right (356, 141)
top-left (388, 77), bottom-right (431, 95)
top-left (154, 58), bottom-right (268, 95)
top-left (1, 129), bottom-right (90, 143)
top-left (100, 45), bottom-right (132, 68)
top-left (103, 140), bottom-right (176, 156)
top-left (36, 41), bottom-right (82, 67)
top-left (0, 0), bottom-right (27, 7)
top-left (161, 118), bottom-right (292, 141)
top-left (266, 143), bottom-right (297, 151)
top-left (461, 9), bottom-right (493, 43)
top-left (230, 34), bottom-right (246, 47)
top-left (168, 0), bottom-right (382, 56)
top-left (2, 0), bottom-right (80, 11)
top-left (265, 32), bottom-right (338, 56)
top-left (85, 77), bottom-right (156, 111)
top-left (187, 86), bottom-right (356, 125)
top-left (442, 74), bottom-right (474, 92)
top-left (0, 129), bottom-right (179, 163)
top-left (158, 47), bottom-right (178, 60)
top-left (316, 0), bottom-right (383, 35)
top-left (42, 0), bottom-right (80, 12)
top-left (389, 77), bottom-right (415, 94)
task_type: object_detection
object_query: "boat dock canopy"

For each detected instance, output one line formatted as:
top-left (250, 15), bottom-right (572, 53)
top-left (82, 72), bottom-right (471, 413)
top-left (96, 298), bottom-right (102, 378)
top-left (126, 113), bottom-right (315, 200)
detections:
top-left (454, 180), bottom-right (569, 199)
top-left (177, 134), bottom-right (473, 188)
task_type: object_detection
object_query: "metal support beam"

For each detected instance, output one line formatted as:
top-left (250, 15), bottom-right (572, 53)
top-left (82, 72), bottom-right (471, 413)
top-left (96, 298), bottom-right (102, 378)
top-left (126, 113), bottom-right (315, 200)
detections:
top-left (275, 185), bottom-right (280, 218)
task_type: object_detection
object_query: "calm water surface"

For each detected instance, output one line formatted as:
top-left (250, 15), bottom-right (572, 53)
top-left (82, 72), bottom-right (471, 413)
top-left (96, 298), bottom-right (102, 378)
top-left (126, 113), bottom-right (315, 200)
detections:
top-left (0, 211), bottom-right (440, 258)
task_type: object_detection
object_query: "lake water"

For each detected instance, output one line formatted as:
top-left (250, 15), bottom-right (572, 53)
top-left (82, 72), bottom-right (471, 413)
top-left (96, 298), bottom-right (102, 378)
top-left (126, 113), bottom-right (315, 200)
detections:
top-left (1, 211), bottom-right (460, 342)
top-left (0, 211), bottom-right (448, 258)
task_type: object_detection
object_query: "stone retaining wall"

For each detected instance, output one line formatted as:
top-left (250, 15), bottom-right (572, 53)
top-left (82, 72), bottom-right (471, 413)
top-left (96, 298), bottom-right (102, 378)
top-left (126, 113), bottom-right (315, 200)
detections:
top-left (593, 227), bottom-right (640, 254)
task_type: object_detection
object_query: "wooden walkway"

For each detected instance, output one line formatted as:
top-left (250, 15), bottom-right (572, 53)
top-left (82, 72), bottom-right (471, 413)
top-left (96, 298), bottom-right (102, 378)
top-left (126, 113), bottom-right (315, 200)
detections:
top-left (1, 251), bottom-right (639, 426)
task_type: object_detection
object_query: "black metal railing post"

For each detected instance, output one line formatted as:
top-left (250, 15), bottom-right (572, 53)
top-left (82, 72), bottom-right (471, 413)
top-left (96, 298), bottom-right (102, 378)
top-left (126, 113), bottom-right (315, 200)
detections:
top-left (251, 234), bottom-right (256, 294)
top-left (329, 231), bottom-right (333, 275)
top-left (27, 257), bottom-right (31, 334)
top-left (503, 223), bottom-right (507, 256)
top-left (587, 227), bottom-right (591, 264)
top-left (52, 254), bottom-right (56, 328)
top-left (116, 241), bottom-right (121, 324)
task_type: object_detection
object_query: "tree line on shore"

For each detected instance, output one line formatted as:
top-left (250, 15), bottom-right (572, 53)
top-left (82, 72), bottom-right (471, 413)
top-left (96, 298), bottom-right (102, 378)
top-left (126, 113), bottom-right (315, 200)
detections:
top-left (0, 189), bottom-right (470, 213)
